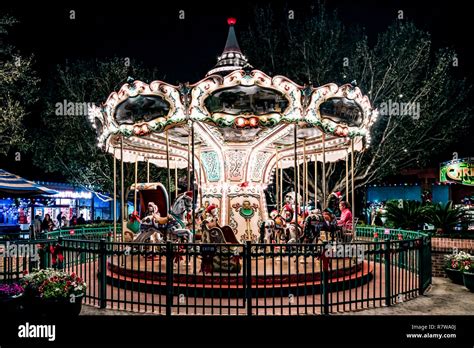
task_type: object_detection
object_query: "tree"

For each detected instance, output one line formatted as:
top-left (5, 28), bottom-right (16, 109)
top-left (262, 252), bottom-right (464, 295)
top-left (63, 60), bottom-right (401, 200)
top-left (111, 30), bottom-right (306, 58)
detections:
top-left (0, 16), bottom-right (39, 156)
top-left (30, 58), bottom-right (173, 217)
top-left (242, 3), bottom-right (473, 205)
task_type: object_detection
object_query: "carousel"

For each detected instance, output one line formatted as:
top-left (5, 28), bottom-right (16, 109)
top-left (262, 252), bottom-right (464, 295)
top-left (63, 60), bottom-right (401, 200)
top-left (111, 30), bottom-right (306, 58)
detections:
top-left (88, 17), bottom-right (377, 247)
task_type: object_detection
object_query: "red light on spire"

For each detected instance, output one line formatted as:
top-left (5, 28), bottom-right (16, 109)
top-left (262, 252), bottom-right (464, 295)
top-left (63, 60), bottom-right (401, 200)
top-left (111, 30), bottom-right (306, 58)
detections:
top-left (227, 17), bottom-right (237, 25)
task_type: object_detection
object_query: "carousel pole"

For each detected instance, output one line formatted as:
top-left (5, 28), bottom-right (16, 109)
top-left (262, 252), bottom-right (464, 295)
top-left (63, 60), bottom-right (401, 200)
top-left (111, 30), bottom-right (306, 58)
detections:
top-left (187, 134), bottom-right (191, 191)
top-left (275, 149), bottom-right (279, 213)
top-left (301, 139), bottom-right (305, 213)
top-left (296, 156), bottom-right (300, 211)
top-left (303, 139), bottom-right (308, 213)
top-left (113, 147), bottom-right (117, 241)
top-left (134, 156), bottom-right (138, 213)
top-left (305, 157), bottom-right (308, 211)
top-left (191, 122), bottom-right (196, 235)
top-left (345, 145), bottom-right (349, 202)
top-left (322, 133), bottom-right (326, 210)
top-left (165, 130), bottom-right (171, 206)
top-left (146, 157), bottom-right (150, 183)
top-left (314, 154), bottom-right (318, 210)
top-left (351, 138), bottom-right (355, 233)
top-left (120, 136), bottom-right (125, 242)
top-left (293, 125), bottom-right (298, 222)
top-left (280, 157), bottom-right (283, 211)
top-left (175, 160), bottom-right (178, 200)
top-left (198, 144), bottom-right (203, 206)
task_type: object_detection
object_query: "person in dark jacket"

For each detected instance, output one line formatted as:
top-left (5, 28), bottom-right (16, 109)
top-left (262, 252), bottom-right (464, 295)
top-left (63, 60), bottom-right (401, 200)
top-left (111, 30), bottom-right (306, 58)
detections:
top-left (57, 212), bottom-right (63, 228)
top-left (77, 213), bottom-right (86, 225)
top-left (70, 215), bottom-right (78, 226)
top-left (41, 214), bottom-right (55, 232)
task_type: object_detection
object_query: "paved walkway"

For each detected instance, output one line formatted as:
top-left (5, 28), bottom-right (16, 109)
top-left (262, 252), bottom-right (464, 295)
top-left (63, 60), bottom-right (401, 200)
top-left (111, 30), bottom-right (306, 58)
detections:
top-left (341, 276), bottom-right (474, 315)
top-left (80, 277), bottom-right (474, 315)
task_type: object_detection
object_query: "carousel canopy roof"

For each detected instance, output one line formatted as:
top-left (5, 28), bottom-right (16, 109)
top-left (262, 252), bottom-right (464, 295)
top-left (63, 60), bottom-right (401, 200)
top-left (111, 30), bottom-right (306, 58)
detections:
top-left (207, 17), bottom-right (251, 76)
top-left (89, 18), bottom-right (378, 169)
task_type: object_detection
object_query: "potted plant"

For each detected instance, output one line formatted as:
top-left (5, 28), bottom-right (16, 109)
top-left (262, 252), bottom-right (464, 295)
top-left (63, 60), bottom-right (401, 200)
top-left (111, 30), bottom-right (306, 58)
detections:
top-left (444, 251), bottom-right (470, 285)
top-left (461, 257), bottom-right (474, 292)
top-left (21, 268), bottom-right (87, 318)
top-left (0, 283), bottom-right (24, 314)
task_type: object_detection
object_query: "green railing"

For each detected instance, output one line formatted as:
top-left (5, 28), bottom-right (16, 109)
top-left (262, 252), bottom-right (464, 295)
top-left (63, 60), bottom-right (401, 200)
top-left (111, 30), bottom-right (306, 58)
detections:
top-left (44, 225), bottom-right (120, 241)
top-left (355, 226), bottom-right (431, 292)
top-left (355, 226), bottom-right (430, 241)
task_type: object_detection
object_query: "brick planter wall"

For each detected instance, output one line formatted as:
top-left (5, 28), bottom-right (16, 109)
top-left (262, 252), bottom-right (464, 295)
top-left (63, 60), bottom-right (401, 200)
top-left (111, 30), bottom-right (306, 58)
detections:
top-left (431, 238), bottom-right (474, 277)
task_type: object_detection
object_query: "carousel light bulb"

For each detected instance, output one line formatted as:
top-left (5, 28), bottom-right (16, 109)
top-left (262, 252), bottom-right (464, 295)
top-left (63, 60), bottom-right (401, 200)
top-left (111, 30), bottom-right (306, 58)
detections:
top-left (236, 118), bottom-right (246, 127)
top-left (249, 117), bottom-right (258, 127)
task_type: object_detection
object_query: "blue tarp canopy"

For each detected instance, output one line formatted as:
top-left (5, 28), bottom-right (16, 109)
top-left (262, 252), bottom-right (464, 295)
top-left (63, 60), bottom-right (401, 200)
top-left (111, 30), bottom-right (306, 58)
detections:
top-left (0, 169), bottom-right (58, 197)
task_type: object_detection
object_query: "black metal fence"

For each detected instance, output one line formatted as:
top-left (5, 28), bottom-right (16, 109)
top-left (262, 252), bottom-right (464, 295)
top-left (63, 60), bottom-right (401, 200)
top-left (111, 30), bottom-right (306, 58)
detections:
top-left (0, 234), bottom-right (431, 315)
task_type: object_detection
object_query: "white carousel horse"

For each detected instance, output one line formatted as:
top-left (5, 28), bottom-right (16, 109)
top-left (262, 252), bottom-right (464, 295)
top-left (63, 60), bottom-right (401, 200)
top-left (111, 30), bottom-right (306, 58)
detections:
top-left (259, 220), bottom-right (275, 244)
top-left (284, 191), bottom-right (302, 207)
top-left (286, 224), bottom-right (299, 244)
top-left (167, 193), bottom-right (194, 243)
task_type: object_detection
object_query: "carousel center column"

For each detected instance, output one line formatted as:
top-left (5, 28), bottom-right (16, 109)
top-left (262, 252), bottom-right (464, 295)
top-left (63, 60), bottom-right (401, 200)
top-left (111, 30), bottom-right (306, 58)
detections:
top-left (200, 146), bottom-right (270, 243)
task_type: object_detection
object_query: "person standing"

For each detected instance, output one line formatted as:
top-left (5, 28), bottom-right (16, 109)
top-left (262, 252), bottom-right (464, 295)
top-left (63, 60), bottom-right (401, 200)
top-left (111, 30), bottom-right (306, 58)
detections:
top-left (77, 213), bottom-right (86, 225)
top-left (41, 214), bottom-right (55, 232)
top-left (32, 215), bottom-right (42, 239)
top-left (70, 215), bottom-right (78, 226)
top-left (61, 216), bottom-right (69, 228)
top-left (57, 212), bottom-right (63, 228)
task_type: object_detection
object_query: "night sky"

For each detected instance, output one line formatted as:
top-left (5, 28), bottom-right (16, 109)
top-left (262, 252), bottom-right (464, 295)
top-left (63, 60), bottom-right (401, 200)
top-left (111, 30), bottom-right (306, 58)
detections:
top-left (4, 0), bottom-right (474, 82)
top-left (1, 0), bottom-right (473, 180)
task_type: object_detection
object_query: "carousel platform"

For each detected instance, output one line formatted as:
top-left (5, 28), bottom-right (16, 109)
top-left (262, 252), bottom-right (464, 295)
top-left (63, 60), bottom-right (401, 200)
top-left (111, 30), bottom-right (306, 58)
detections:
top-left (105, 253), bottom-right (374, 297)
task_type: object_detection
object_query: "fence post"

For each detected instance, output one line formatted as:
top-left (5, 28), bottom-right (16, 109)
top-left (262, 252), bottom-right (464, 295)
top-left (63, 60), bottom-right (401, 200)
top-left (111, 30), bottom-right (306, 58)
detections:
top-left (57, 237), bottom-right (64, 270)
top-left (40, 242), bottom-right (48, 269)
top-left (384, 238), bottom-right (391, 307)
top-left (165, 241), bottom-right (173, 316)
top-left (98, 238), bottom-right (107, 309)
top-left (322, 267), bottom-right (329, 315)
top-left (418, 237), bottom-right (425, 295)
top-left (427, 237), bottom-right (432, 285)
top-left (245, 241), bottom-right (252, 316)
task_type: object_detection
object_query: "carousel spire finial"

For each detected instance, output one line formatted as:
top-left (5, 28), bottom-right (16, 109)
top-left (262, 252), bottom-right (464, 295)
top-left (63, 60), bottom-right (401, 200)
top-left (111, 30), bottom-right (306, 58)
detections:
top-left (206, 17), bottom-right (252, 76)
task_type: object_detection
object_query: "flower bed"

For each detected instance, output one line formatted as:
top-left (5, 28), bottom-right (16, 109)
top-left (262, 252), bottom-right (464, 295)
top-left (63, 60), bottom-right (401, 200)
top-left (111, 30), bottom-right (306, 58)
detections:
top-left (0, 283), bottom-right (24, 314)
top-left (21, 268), bottom-right (87, 317)
top-left (444, 251), bottom-right (474, 290)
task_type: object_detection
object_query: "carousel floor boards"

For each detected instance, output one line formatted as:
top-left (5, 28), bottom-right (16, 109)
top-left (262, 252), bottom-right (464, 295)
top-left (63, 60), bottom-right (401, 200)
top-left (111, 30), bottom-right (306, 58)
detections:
top-left (105, 253), bottom-right (374, 297)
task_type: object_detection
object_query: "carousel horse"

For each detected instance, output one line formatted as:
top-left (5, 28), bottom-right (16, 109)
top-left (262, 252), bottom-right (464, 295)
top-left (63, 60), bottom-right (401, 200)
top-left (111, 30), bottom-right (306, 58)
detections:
top-left (132, 206), bottom-right (165, 244)
top-left (280, 202), bottom-right (305, 230)
top-left (123, 193), bottom-right (193, 244)
top-left (326, 191), bottom-right (342, 217)
top-left (200, 218), bottom-right (241, 273)
top-left (285, 223), bottom-right (301, 244)
top-left (302, 209), bottom-right (323, 244)
top-left (270, 210), bottom-right (286, 243)
top-left (258, 220), bottom-right (275, 246)
top-left (201, 220), bottom-right (239, 244)
top-left (166, 192), bottom-right (194, 243)
top-left (200, 204), bottom-right (239, 244)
